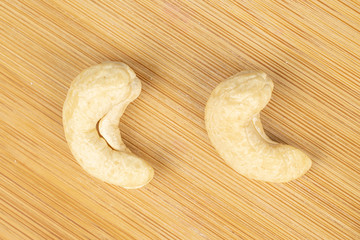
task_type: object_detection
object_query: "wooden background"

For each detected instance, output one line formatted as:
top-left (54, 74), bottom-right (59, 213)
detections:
top-left (1, 1), bottom-right (360, 239)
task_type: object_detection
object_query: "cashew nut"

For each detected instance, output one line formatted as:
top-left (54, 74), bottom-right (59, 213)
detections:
top-left (63, 62), bottom-right (154, 189)
top-left (205, 71), bottom-right (311, 182)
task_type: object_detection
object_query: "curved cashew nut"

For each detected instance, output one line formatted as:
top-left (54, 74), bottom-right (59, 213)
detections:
top-left (63, 62), bottom-right (154, 189)
top-left (205, 71), bottom-right (311, 182)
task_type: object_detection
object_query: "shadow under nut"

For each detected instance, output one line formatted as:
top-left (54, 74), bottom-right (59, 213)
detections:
top-left (62, 62), bottom-right (154, 189)
top-left (205, 71), bottom-right (312, 183)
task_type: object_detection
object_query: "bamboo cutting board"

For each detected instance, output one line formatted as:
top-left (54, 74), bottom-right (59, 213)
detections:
top-left (1, 1), bottom-right (360, 239)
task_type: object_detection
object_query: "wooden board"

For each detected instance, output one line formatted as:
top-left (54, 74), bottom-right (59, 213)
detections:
top-left (1, 1), bottom-right (359, 239)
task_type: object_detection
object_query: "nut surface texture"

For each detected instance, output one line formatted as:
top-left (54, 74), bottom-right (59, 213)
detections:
top-left (63, 62), bottom-right (154, 188)
top-left (205, 71), bottom-right (311, 182)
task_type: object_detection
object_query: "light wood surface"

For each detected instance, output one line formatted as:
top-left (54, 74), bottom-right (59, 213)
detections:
top-left (1, 1), bottom-right (360, 239)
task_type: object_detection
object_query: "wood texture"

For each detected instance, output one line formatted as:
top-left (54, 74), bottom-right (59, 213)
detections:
top-left (1, 1), bottom-right (359, 239)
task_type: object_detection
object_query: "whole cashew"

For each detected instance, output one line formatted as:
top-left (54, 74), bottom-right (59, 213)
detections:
top-left (63, 62), bottom-right (154, 189)
top-left (205, 71), bottom-right (312, 182)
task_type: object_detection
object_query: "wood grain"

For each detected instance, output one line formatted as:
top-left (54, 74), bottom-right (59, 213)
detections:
top-left (1, 0), bottom-right (360, 239)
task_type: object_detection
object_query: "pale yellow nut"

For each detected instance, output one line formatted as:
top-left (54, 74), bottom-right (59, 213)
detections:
top-left (205, 71), bottom-right (312, 183)
top-left (63, 62), bottom-right (154, 189)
